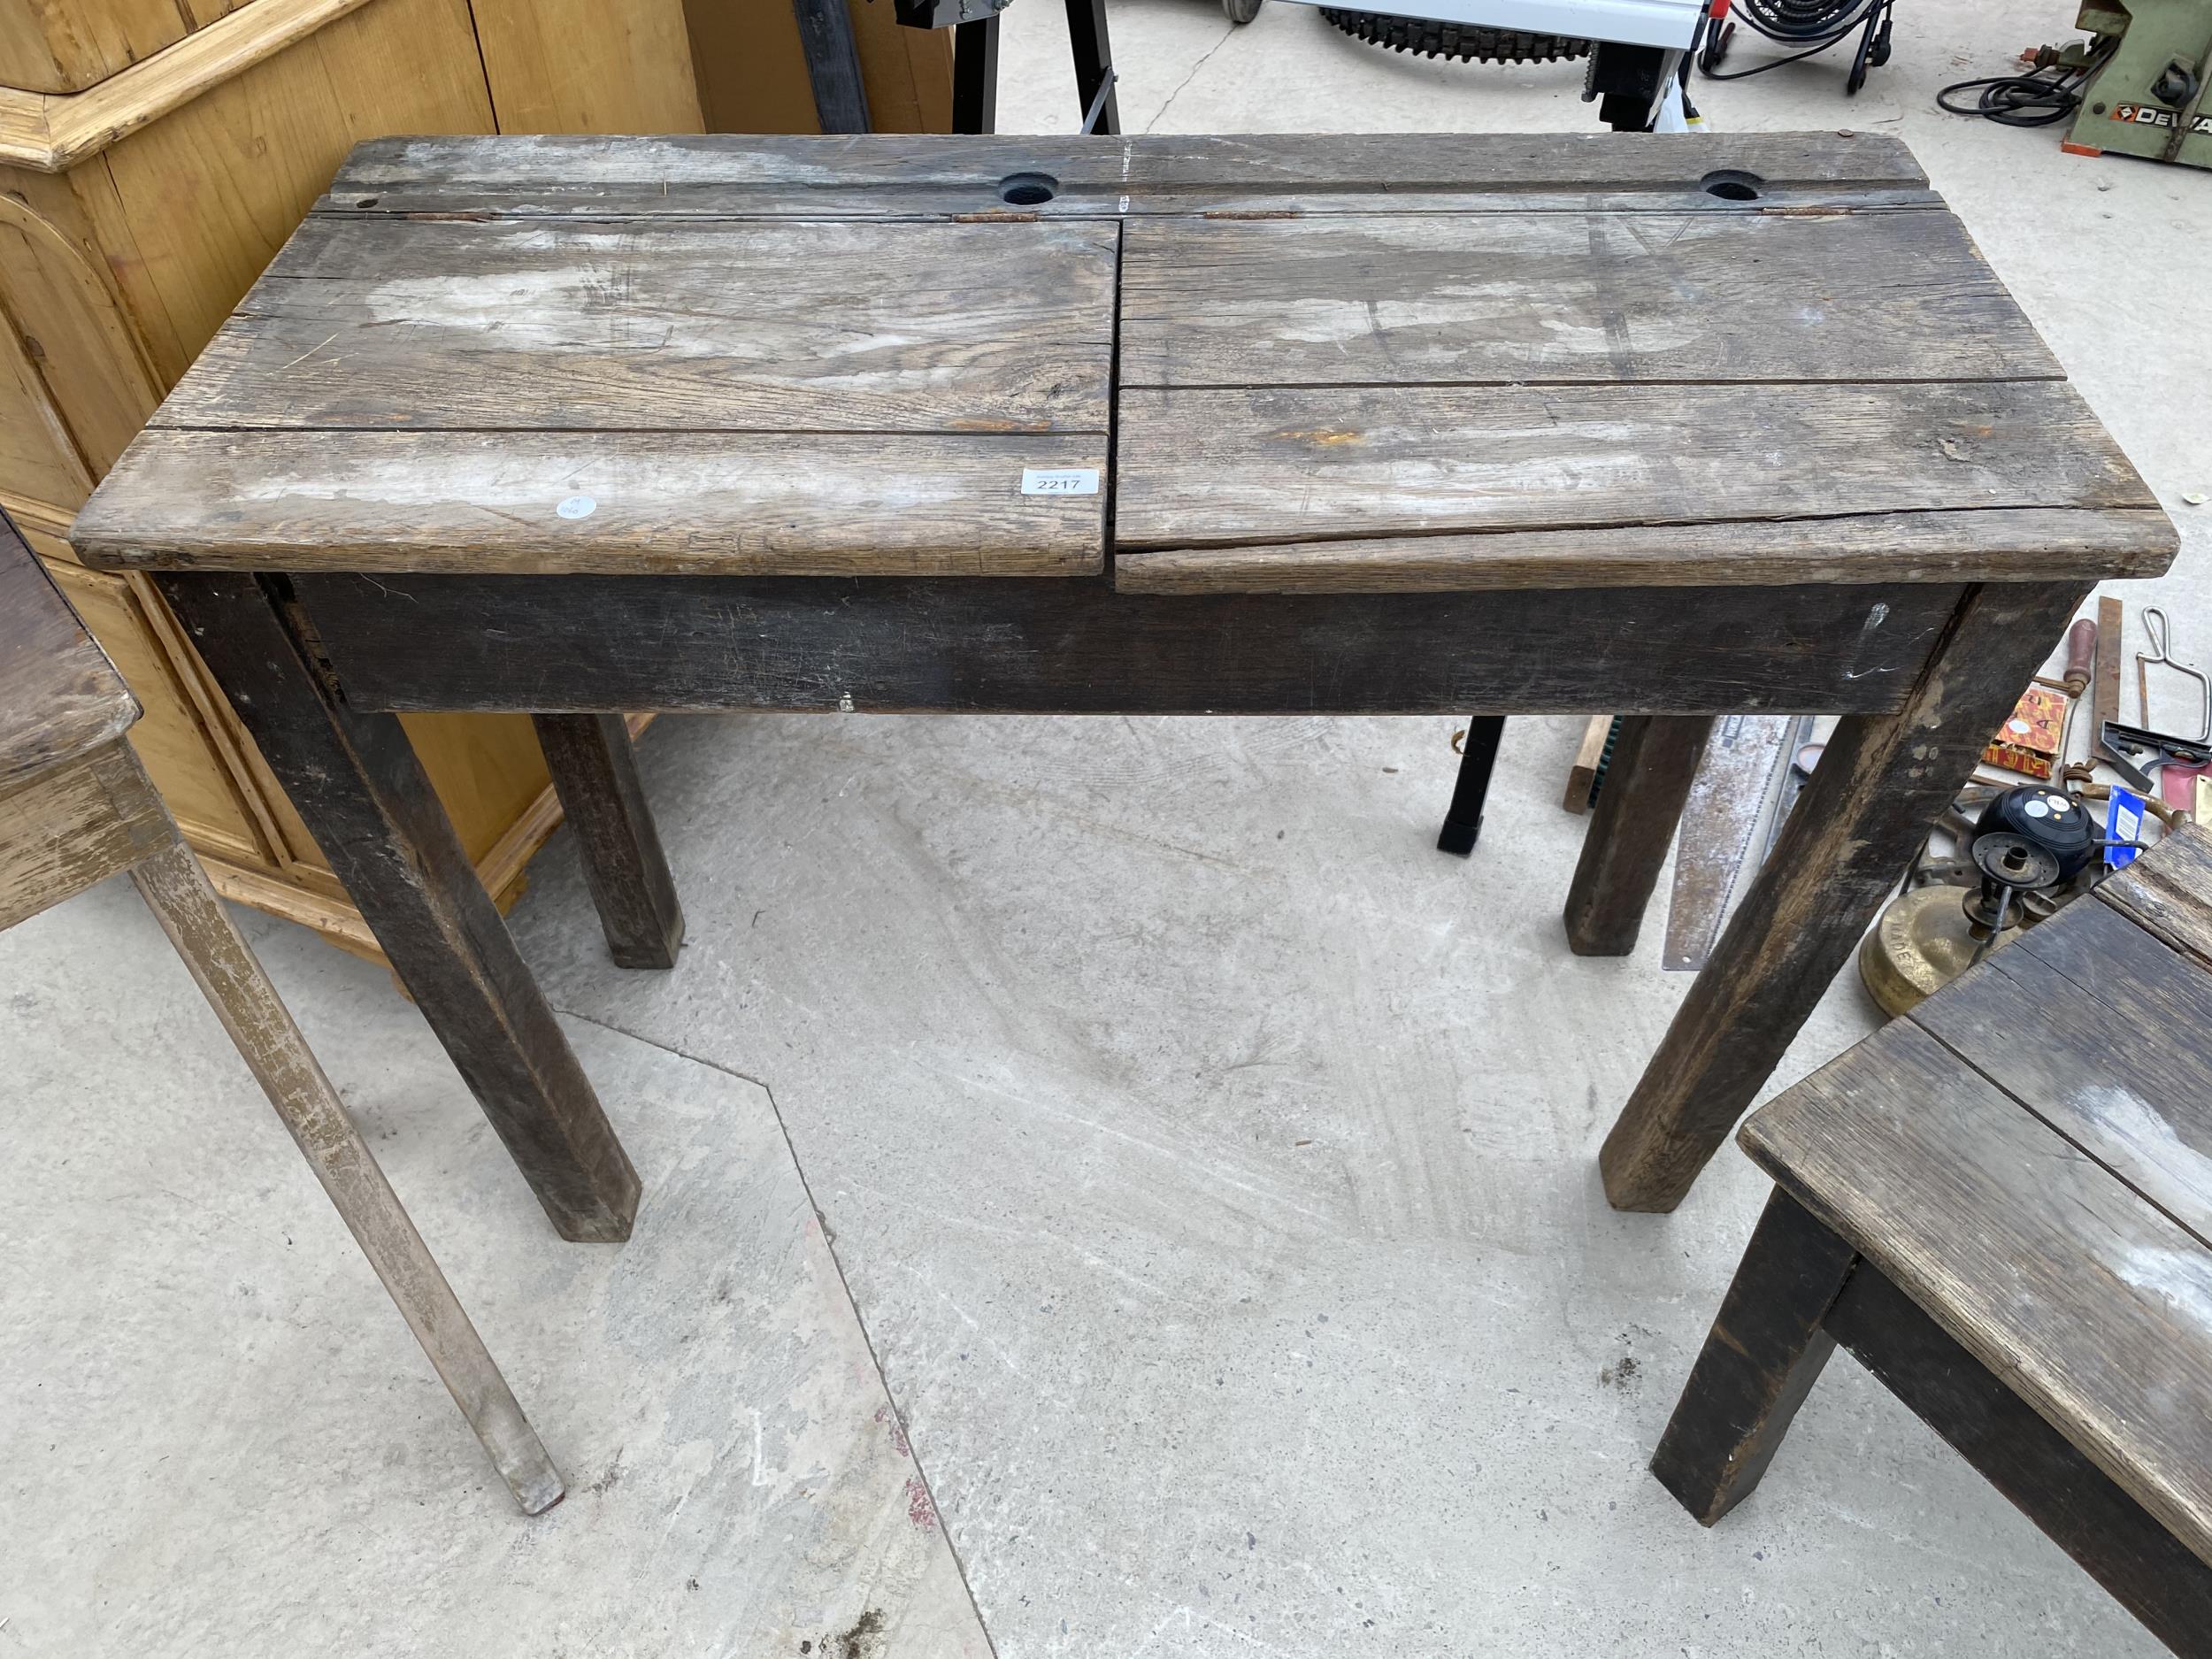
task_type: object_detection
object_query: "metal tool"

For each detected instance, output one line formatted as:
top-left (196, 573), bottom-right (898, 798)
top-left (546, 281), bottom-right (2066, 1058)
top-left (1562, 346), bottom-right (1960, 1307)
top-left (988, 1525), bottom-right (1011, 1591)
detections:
top-left (1762, 716), bottom-right (1822, 863)
top-left (2051, 0), bottom-right (2212, 170)
top-left (2101, 717), bottom-right (2212, 787)
top-left (2134, 605), bottom-right (2211, 743)
top-left (1663, 714), bottom-right (1793, 972)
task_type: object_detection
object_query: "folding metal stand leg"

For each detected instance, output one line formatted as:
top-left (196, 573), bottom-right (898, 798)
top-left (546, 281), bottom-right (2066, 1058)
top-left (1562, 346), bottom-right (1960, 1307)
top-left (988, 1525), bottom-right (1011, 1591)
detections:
top-left (1438, 716), bottom-right (1506, 856)
top-left (789, 0), bottom-right (872, 132)
top-left (952, 15), bottom-right (1000, 133)
top-left (1064, 0), bottom-right (1120, 133)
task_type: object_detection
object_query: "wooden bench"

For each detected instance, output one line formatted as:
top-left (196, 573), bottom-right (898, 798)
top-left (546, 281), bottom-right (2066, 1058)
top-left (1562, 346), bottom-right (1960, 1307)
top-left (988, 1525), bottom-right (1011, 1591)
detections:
top-left (0, 510), bottom-right (563, 1513)
top-left (1653, 824), bottom-right (2212, 1654)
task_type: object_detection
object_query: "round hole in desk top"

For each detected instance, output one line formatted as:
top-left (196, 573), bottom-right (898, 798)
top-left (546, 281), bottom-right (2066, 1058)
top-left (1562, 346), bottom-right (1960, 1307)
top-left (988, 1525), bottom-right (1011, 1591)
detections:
top-left (1700, 169), bottom-right (1764, 201)
top-left (999, 172), bottom-right (1059, 205)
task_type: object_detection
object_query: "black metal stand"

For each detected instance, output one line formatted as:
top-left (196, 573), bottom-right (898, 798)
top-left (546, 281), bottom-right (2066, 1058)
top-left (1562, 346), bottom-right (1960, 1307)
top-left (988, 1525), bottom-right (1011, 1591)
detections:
top-left (790, 0), bottom-right (872, 133)
top-left (1437, 717), bottom-right (1506, 856)
top-left (952, 16), bottom-right (1000, 133)
top-left (1064, 0), bottom-right (1119, 134)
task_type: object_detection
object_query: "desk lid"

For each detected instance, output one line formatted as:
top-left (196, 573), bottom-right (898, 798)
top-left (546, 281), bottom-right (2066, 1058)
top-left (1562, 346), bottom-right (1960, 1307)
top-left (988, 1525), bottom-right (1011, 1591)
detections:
top-left (77, 208), bottom-right (1116, 577)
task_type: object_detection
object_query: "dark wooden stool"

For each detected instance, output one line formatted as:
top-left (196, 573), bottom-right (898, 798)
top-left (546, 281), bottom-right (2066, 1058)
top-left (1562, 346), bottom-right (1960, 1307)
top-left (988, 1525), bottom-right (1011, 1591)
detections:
top-left (1653, 824), bottom-right (2212, 1653)
top-left (0, 514), bottom-right (563, 1513)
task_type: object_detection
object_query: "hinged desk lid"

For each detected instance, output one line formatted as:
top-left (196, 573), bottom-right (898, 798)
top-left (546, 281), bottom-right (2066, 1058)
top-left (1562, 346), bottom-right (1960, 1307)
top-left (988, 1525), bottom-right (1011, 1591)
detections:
top-left (1109, 154), bottom-right (2170, 593)
top-left (75, 199), bottom-right (1116, 577)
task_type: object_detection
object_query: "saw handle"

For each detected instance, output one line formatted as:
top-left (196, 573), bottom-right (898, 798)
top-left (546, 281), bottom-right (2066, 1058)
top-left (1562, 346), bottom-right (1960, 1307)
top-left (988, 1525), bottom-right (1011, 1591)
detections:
top-left (2063, 616), bottom-right (2096, 696)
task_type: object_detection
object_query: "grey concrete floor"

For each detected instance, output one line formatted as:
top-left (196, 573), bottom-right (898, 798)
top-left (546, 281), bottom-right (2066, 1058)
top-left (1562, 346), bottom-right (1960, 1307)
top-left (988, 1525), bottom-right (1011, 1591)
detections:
top-left (8, 4), bottom-right (2212, 1655)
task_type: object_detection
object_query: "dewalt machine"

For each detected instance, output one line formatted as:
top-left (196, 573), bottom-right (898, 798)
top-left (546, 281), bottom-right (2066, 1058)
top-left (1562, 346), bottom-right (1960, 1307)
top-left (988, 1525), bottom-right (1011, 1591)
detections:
top-left (2051, 0), bottom-right (2212, 167)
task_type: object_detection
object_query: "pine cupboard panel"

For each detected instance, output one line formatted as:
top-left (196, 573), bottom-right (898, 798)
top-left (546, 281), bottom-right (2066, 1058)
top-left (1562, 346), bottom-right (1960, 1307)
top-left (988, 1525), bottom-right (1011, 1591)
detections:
top-left (685, 0), bottom-right (951, 134)
top-left (469, 0), bottom-right (703, 134)
top-left (0, 0), bottom-right (202, 95)
top-left (97, 0), bottom-right (496, 358)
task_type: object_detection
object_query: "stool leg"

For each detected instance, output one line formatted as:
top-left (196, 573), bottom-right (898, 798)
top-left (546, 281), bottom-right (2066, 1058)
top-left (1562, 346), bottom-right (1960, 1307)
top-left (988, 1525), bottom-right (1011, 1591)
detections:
top-left (128, 836), bottom-right (565, 1516)
top-left (1650, 1187), bottom-right (1856, 1525)
top-left (1437, 717), bottom-right (1504, 856)
top-left (532, 715), bottom-right (685, 971)
top-left (1563, 715), bottom-right (1713, 955)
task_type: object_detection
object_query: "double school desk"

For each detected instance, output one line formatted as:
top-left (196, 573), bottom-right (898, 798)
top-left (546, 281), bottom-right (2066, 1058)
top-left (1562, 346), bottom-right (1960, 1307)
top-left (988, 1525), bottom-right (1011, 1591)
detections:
top-left (73, 132), bottom-right (2174, 1240)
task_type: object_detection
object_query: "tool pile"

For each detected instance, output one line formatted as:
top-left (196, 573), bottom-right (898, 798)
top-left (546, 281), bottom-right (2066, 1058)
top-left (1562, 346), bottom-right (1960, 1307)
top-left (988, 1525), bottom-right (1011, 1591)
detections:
top-left (1566, 599), bottom-right (2208, 1012)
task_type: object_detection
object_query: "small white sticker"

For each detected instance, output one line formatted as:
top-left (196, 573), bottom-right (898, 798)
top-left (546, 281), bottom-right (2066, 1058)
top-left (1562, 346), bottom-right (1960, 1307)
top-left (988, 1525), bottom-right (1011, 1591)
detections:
top-left (1021, 467), bottom-right (1100, 497)
top-left (557, 495), bottom-right (597, 519)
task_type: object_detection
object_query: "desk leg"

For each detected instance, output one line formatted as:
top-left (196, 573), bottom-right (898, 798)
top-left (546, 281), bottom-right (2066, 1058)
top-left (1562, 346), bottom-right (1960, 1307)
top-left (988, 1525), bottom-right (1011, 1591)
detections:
top-left (130, 834), bottom-right (566, 1514)
top-left (532, 715), bottom-right (685, 970)
top-left (1598, 581), bottom-right (2086, 1212)
top-left (157, 574), bottom-right (641, 1244)
top-left (1650, 1187), bottom-right (1854, 1524)
top-left (1436, 716), bottom-right (1504, 856)
top-left (1563, 715), bottom-right (1712, 954)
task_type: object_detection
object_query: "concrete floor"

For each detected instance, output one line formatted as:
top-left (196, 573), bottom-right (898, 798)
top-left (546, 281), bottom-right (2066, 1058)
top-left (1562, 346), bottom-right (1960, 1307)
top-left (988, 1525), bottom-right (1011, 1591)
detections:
top-left (6, 2), bottom-right (2211, 1655)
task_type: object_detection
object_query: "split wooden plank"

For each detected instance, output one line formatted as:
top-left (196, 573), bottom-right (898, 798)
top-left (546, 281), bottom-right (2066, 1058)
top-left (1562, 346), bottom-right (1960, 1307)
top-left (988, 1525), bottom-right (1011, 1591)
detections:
top-left (156, 218), bottom-right (1118, 434)
top-left (1113, 380), bottom-right (2160, 558)
top-left (73, 429), bottom-right (1109, 574)
top-left (1111, 509), bottom-right (2180, 594)
top-left (1741, 1015), bottom-right (2212, 1571)
top-left (1119, 210), bottom-right (2059, 388)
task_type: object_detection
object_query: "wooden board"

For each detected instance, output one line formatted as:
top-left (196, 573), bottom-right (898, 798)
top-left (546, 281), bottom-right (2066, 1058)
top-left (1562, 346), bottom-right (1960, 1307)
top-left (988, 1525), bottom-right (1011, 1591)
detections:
top-left (76, 430), bottom-right (1109, 574)
top-left (1112, 380), bottom-right (2159, 575)
top-left (1741, 844), bottom-right (2212, 1571)
top-left (73, 134), bottom-right (2171, 598)
top-left (318, 130), bottom-right (1934, 214)
top-left (1914, 882), bottom-right (2212, 1250)
top-left (0, 515), bottom-right (136, 790)
top-left (1118, 210), bottom-right (2062, 389)
top-left (165, 217), bottom-right (1116, 434)
top-left (273, 571), bottom-right (1962, 714)
top-left (79, 209), bottom-right (1117, 577)
top-left (2098, 820), bottom-right (2212, 967)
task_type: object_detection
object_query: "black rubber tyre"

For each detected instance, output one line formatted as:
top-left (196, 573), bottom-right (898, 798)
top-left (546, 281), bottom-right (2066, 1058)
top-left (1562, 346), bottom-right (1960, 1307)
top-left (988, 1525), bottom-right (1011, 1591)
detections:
top-left (1317, 9), bottom-right (1592, 62)
top-left (1222, 0), bottom-right (1263, 23)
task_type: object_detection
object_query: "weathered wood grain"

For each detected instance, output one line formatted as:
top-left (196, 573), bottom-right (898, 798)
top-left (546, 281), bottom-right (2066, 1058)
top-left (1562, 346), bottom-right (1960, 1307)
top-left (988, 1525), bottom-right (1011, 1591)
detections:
top-left (321, 130), bottom-right (1931, 204)
top-left (1, 511), bottom-right (138, 790)
top-left (1563, 716), bottom-right (1712, 956)
top-left (532, 713), bottom-right (684, 970)
top-left (1598, 580), bottom-right (2091, 1210)
top-left (277, 572), bottom-right (1961, 715)
top-left (1825, 1258), bottom-right (2212, 1655)
top-left (127, 828), bottom-right (565, 1515)
top-left (1914, 887), bottom-right (2212, 1249)
top-left (1110, 510), bottom-right (2180, 594)
top-left (154, 572), bottom-right (641, 1244)
top-left (1120, 210), bottom-right (2058, 388)
top-left (1744, 1016), bottom-right (2212, 1568)
top-left (1650, 1187), bottom-right (1856, 1525)
top-left (1114, 382), bottom-right (2158, 557)
top-left (157, 217), bottom-right (1116, 434)
top-left (0, 739), bottom-right (168, 931)
top-left (73, 429), bottom-right (1109, 575)
top-left (2097, 821), bottom-right (2212, 969)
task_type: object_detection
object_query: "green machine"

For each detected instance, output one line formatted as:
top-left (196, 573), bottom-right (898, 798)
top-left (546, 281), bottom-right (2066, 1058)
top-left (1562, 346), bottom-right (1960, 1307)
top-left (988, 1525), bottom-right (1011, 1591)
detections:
top-left (2053, 0), bottom-right (2212, 166)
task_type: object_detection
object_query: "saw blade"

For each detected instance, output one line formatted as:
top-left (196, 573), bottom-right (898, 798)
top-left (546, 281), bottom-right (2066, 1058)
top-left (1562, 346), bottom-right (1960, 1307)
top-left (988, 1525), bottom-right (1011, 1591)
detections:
top-left (1663, 713), bottom-right (1793, 972)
